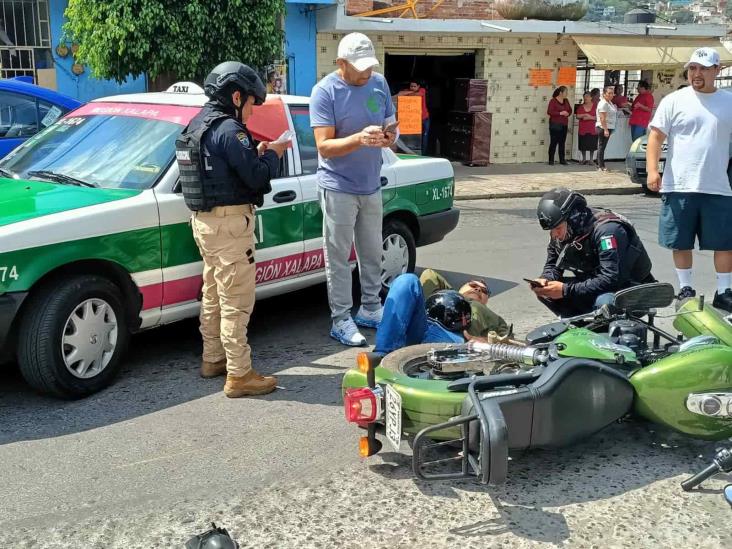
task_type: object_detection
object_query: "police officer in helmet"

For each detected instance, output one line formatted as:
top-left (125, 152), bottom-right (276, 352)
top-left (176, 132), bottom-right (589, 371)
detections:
top-left (176, 61), bottom-right (289, 397)
top-left (528, 187), bottom-right (654, 317)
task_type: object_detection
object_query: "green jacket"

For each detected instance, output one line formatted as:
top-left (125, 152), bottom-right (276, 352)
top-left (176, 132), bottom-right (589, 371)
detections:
top-left (419, 268), bottom-right (509, 337)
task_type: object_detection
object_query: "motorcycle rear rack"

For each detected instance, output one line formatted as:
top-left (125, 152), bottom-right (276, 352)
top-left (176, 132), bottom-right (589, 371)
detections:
top-left (412, 380), bottom-right (508, 484)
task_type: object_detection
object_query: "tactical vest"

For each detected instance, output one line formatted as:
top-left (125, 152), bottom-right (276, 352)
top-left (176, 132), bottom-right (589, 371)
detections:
top-left (556, 209), bottom-right (652, 284)
top-left (176, 109), bottom-right (227, 211)
top-left (175, 107), bottom-right (265, 211)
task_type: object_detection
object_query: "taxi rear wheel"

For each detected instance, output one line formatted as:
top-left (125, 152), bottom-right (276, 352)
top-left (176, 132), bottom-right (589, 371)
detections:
top-left (18, 275), bottom-right (129, 399)
top-left (381, 219), bottom-right (416, 291)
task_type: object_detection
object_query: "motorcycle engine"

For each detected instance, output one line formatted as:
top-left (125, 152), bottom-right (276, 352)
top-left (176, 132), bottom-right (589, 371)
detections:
top-left (607, 320), bottom-right (647, 354)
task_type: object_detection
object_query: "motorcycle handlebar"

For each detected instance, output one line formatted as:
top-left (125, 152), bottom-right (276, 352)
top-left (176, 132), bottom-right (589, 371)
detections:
top-left (681, 463), bottom-right (720, 491)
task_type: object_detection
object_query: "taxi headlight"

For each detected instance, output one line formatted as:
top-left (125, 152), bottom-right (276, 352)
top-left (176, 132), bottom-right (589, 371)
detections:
top-left (629, 138), bottom-right (642, 154)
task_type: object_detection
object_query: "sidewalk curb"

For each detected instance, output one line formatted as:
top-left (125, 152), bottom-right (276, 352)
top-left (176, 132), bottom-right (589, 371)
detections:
top-left (454, 185), bottom-right (643, 201)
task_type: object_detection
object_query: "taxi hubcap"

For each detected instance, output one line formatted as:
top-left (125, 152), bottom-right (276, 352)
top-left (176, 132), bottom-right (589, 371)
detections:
top-left (382, 233), bottom-right (409, 287)
top-left (62, 298), bottom-right (118, 379)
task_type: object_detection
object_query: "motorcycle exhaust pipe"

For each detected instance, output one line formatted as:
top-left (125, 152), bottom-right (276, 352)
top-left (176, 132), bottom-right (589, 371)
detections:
top-left (468, 342), bottom-right (542, 366)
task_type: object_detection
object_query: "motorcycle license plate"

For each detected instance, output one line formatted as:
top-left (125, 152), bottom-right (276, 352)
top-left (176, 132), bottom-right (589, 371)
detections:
top-left (385, 385), bottom-right (402, 451)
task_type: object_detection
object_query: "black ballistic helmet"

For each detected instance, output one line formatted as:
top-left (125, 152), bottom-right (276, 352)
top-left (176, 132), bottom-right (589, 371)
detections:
top-left (185, 523), bottom-right (239, 549)
top-left (536, 187), bottom-right (587, 230)
top-left (425, 290), bottom-right (472, 332)
top-left (204, 61), bottom-right (267, 105)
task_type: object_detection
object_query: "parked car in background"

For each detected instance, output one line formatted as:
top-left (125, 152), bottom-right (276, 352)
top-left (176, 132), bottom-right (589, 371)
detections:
top-left (625, 135), bottom-right (667, 193)
top-left (0, 83), bottom-right (459, 398)
top-left (0, 77), bottom-right (82, 158)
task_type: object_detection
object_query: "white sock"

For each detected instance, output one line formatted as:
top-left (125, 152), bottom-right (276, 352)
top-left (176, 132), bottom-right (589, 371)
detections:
top-left (716, 272), bottom-right (731, 294)
top-left (676, 268), bottom-right (693, 289)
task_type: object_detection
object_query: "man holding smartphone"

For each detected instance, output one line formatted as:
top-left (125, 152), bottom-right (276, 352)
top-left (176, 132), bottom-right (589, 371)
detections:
top-left (310, 32), bottom-right (399, 346)
top-left (530, 188), bottom-right (654, 318)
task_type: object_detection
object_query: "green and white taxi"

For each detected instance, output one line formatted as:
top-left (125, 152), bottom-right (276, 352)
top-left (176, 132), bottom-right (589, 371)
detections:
top-left (0, 83), bottom-right (459, 398)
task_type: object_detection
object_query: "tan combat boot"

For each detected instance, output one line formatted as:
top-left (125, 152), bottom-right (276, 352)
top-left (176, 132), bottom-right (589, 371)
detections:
top-left (224, 370), bottom-right (277, 398)
top-left (200, 359), bottom-right (227, 378)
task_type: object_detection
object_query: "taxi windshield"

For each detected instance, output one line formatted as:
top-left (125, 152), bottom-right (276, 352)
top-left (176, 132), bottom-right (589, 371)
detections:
top-left (0, 113), bottom-right (184, 190)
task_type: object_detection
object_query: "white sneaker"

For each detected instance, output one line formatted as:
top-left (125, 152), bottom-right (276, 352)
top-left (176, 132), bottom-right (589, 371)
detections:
top-left (354, 305), bottom-right (383, 329)
top-left (330, 317), bottom-right (367, 347)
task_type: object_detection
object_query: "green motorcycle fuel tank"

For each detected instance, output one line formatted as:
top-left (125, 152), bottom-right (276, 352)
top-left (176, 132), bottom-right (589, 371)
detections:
top-left (629, 298), bottom-right (732, 440)
top-left (552, 328), bottom-right (639, 366)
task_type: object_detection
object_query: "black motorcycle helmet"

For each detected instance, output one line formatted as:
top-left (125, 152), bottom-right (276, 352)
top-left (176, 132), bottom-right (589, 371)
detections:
top-left (185, 523), bottom-right (239, 549)
top-left (536, 187), bottom-right (587, 230)
top-left (425, 290), bottom-right (472, 332)
top-left (204, 61), bottom-right (267, 106)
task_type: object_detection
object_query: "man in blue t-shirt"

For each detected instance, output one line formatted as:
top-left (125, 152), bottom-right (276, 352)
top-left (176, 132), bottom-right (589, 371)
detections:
top-left (310, 32), bottom-right (399, 346)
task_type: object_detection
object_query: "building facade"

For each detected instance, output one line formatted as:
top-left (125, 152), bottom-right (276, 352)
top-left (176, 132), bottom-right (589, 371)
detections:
top-left (1, 0), bottom-right (144, 101)
top-left (280, 0), bottom-right (730, 163)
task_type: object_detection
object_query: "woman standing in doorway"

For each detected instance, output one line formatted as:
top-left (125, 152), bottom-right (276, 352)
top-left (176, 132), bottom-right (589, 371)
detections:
top-left (596, 85), bottom-right (617, 172)
top-left (547, 86), bottom-right (572, 165)
top-left (575, 91), bottom-right (597, 165)
top-left (628, 80), bottom-right (654, 141)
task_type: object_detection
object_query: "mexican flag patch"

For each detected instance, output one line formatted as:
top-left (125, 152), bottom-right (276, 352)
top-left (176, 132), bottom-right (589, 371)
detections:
top-left (600, 235), bottom-right (617, 251)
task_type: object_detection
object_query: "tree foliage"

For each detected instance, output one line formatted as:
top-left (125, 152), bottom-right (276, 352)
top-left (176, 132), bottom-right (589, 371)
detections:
top-left (671, 9), bottom-right (695, 24)
top-left (63, 0), bottom-right (285, 83)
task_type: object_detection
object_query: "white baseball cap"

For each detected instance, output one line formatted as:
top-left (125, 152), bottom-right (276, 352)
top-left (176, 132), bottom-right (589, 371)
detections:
top-left (337, 32), bottom-right (379, 72)
top-left (685, 47), bottom-right (720, 68)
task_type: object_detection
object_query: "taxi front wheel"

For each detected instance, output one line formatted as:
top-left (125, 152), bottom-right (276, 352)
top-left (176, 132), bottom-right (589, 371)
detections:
top-left (18, 275), bottom-right (129, 399)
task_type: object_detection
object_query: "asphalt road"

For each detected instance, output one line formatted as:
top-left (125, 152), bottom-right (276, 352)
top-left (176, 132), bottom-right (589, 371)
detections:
top-left (1, 194), bottom-right (730, 548)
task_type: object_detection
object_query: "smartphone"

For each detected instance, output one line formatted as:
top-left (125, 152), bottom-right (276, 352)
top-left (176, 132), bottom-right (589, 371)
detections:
top-left (523, 278), bottom-right (544, 288)
top-left (382, 120), bottom-right (399, 135)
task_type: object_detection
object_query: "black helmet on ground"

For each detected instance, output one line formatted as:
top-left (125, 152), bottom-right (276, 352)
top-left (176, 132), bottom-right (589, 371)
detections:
top-left (185, 522), bottom-right (239, 549)
top-left (425, 290), bottom-right (472, 332)
top-left (204, 61), bottom-right (267, 106)
top-left (536, 187), bottom-right (587, 230)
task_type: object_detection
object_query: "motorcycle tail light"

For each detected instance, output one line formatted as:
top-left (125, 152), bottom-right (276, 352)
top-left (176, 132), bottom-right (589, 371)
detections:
top-left (344, 387), bottom-right (383, 423)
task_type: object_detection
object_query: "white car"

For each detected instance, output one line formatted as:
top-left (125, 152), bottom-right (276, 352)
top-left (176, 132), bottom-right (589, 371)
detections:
top-left (0, 83), bottom-right (459, 398)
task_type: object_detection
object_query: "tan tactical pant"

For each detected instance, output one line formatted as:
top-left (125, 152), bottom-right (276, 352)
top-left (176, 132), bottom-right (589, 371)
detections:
top-left (191, 205), bottom-right (256, 377)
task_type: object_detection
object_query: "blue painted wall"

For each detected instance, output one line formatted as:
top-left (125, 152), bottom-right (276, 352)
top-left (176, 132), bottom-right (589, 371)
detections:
top-left (49, 0), bottom-right (146, 102)
top-left (285, 0), bottom-right (334, 97)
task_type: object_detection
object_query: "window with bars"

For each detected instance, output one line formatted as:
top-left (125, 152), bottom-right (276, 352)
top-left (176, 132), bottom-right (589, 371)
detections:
top-left (716, 66), bottom-right (732, 90)
top-left (575, 58), bottom-right (645, 101)
top-left (0, 0), bottom-right (51, 79)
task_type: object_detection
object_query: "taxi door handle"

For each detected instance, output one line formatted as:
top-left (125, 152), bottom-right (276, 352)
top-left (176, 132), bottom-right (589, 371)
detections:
top-left (381, 176), bottom-right (389, 187)
top-left (273, 190), bottom-right (297, 203)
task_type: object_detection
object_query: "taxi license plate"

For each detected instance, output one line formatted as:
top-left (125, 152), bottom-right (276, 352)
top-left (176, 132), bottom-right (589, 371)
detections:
top-left (385, 385), bottom-right (402, 451)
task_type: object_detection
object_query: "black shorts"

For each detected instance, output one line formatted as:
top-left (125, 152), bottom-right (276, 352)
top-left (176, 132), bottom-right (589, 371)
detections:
top-left (658, 192), bottom-right (732, 251)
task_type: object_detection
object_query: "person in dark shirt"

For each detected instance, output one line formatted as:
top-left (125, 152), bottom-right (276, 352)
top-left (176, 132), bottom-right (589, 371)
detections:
top-left (547, 86), bottom-right (572, 165)
top-left (528, 188), bottom-right (655, 317)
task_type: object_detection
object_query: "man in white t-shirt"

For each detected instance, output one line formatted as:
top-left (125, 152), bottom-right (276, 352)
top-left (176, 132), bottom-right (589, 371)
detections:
top-left (647, 47), bottom-right (732, 312)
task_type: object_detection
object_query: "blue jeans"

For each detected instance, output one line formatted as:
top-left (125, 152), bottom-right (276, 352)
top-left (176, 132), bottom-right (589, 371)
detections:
top-left (375, 273), bottom-right (463, 354)
top-left (630, 125), bottom-right (646, 142)
top-left (421, 118), bottom-right (430, 155)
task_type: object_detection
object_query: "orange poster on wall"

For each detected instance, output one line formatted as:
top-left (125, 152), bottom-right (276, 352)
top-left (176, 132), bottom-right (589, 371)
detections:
top-left (397, 96), bottom-right (422, 135)
top-left (528, 68), bottom-right (553, 87)
top-left (557, 66), bottom-right (577, 87)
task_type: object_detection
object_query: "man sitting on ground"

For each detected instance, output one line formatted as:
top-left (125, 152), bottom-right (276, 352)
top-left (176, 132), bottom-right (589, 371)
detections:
top-left (374, 270), bottom-right (509, 355)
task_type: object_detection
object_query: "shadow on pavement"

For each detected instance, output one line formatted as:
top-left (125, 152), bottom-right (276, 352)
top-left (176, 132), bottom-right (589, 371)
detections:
top-left (369, 421), bottom-right (716, 544)
top-left (0, 282), bottom-right (354, 445)
top-left (414, 267), bottom-right (518, 298)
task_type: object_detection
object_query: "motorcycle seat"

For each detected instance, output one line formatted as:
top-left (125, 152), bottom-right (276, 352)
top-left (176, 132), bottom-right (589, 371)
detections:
top-left (463, 357), bottom-right (635, 452)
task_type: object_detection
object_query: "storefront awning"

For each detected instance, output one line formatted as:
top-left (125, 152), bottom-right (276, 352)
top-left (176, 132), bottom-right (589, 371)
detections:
top-left (572, 36), bottom-right (732, 70)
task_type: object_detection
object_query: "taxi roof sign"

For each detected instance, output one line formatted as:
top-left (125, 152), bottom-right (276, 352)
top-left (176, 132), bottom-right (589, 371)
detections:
top-left (166, 82), bottom-right (204, 95)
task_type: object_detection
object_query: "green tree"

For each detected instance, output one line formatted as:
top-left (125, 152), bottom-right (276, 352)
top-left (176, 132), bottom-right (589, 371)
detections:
top-left (672, 9), bottom-right (695, 24)
top-left (63, 0), bottom-right (285, 83)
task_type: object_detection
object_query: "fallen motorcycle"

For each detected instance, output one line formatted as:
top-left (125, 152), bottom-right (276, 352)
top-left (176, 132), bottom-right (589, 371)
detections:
top-left (342, 282), bottom-right (732, 485)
